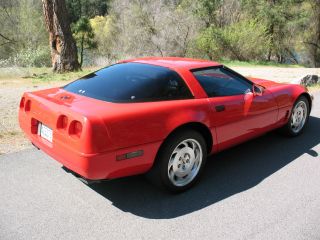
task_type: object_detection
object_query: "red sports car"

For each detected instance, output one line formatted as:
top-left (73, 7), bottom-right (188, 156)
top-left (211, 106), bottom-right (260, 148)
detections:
top-left (19, 57), bottom-right (313, 192)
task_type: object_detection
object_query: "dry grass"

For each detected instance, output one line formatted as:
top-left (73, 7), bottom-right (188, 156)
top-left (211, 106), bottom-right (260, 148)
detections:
top-left (308, 83), bottom-right (320, 92)
top-left (0, 67), bottom-right (96, 154)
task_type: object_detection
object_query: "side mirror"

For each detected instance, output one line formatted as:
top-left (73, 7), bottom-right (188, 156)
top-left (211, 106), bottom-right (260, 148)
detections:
top-left (252, 84), bottom-right (264, 96)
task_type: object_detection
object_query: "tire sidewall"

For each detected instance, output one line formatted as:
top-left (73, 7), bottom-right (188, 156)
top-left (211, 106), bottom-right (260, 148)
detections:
top-left (158, 130), bottom-right (207, 192)
top-left (287, 96), bottom-right (310, 136)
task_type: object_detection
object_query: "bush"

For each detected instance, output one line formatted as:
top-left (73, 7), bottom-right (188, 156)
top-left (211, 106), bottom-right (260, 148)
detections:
top-left (0, 47), bottom-right (52, 68)
top-left (90, 15), bottom-right (119, 62)
top-left (197, 19), bottom-right (271, 61)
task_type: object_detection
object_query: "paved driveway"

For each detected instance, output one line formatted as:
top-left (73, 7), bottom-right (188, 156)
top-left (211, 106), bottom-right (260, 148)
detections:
top-left (1, 92), bottom-right (320, 240)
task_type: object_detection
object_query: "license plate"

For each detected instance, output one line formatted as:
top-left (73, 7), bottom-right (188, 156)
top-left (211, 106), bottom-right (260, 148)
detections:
top-left (38, 123), bottom-right (53, 143)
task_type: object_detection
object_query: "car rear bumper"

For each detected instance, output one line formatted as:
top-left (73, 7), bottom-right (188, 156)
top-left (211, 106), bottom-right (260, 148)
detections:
top-left (19, 113), bottom-right (162, 180)
top-left (61, 166), bottom-right (107, 184)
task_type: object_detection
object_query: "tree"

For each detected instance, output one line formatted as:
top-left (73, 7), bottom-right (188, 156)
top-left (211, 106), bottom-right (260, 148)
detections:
top-left (66, 0), bottom-right (109, 24)
top-left (197, 19), bottom-right (270, 61)
top-left (72, 17), bottom-right (96, 67)
top-left (42, 0), bottom-right (80, 72)
top-left (304, 0), bottom-right (320, 67)
top-left (90, 15), bottom-right (118, 62)
top-left (66, 0), bottom-right (109, 66)
top-left (0, 33), bottom-right (15, 47)
top-left (241, 0), bottom-right (303, 63)
top-left (108, 0), bottom-right (201, 59)
top-left (190, 0), bottom-right (223, 27)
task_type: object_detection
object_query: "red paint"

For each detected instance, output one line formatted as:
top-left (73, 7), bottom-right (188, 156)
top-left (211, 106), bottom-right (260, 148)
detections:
top-left (19, 57), bottom-right (312, 180)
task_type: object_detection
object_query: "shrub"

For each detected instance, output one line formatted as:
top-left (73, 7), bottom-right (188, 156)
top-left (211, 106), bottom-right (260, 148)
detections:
top-left (197, 19), bottom-right (271, 61)
top-left (90, 15), bottom-right (119, 62)
top-left (13, 47), bottom-right (51, 67)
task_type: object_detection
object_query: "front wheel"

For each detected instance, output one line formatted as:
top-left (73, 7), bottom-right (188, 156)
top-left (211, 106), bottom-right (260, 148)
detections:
top-left (147, 130), bottom-right (207, 192)
top-left (280, 96), bottom-right (310, 137)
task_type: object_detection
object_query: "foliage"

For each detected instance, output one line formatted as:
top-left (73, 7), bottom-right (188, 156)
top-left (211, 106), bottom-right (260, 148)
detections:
top-left (66, 0), bottom-right (109, 23)
top-left (241, 0), bottom-right (305, 63)
top-left (12, 47), bottom-right (51, 67)
top-left (1, 0), bottom-right (320, 67)
top-left (0, 0), bottom-right (48, 63)
top-left (72, 17), bottom-right (97, 67)
top-left (90, 15), bottom-right (118, 63)
top-left (197, 19), bottom-right (270, 61)
top-left (189, 0), bottom-right (223, 27)
top-left (104, 0), bottom-right (202, 61)
top-left (0, 47), bottom-right (51, 68)
top-left (301, 0), bottom-right (320, 67)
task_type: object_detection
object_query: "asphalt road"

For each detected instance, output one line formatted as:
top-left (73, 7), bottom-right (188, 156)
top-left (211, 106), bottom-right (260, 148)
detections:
top-left (1, 92), bottom-right (320, 240)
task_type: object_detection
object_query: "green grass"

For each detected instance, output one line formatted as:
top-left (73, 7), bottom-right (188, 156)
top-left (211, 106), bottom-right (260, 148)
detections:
top-left (220, 60), bottom-right (304, 68)
top-left (0, 66), bottom-right (99, 83)
top-left (24, 67), bottom-right (99, 82)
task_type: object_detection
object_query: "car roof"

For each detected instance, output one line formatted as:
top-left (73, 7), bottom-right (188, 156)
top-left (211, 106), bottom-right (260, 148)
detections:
top-left (120, 57), bottom-right (221, 70)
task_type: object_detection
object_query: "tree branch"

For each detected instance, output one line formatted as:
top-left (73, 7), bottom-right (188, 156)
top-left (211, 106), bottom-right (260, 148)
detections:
top-left (1, 6), bottom-right (16, 26)
top-left (0, 41), bottom-right (14, 47)
top-left (0, 33), bottom-right (15, 43)
top-left (303, 41), bottom-right (320, 50)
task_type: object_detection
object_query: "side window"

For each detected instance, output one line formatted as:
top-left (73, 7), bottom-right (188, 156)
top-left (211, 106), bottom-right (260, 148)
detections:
top-left (124, 70), bottom-right (193, 101)
top-left (191, 67), bottom-right (252, 97)
top-left (154, 72), bottom-right (193, 100)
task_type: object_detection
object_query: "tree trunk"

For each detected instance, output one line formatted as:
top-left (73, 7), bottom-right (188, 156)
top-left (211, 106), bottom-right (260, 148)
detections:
top-left (267, 22), bottom-right (274, 62)
top-left (313, 0), bottom-right (320, 67)
top-left (80, 34), bottom-right (84, 67)
top-left (42, 0), bottom-right (80, 72)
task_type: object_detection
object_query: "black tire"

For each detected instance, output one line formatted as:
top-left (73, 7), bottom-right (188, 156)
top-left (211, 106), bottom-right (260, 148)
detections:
top-left (280, 95), bottom-right (310, 137)
top-left (146, 130), bottom-right (207, 193)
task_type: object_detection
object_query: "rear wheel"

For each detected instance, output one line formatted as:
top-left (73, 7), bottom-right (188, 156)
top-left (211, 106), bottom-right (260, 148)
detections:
top-left (280, 96), bottom-right (310, 137)
top-left (147, 130), bottom-right (207, 192)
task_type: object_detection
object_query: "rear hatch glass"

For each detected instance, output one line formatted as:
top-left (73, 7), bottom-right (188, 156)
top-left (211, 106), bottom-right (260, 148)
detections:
top-left (63, 62), bottom-right (192, 103)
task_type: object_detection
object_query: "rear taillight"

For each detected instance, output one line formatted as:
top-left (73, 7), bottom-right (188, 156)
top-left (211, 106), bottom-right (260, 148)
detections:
top-left (25, 100), bottom-right (31, 112)
top-left (69, 120), bottom-right (82, 138)
top-left (19, 97), bottom-right (25, 108)
top-left (31, 118), bottom-right (39, 134)
top-left (57, 115), bottom-right (68, 129)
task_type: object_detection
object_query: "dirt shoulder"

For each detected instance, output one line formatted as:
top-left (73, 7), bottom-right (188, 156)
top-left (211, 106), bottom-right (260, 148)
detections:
top-left (0, 66), bottom-right (319, 155)
top-left (0, 76), bottom-right (72, 155)
top-left (231, 66), bottom-right (320, 83)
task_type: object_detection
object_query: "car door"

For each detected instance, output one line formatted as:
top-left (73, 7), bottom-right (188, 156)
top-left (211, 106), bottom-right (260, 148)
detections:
top-left (191, 66), bottom-right (278, 151)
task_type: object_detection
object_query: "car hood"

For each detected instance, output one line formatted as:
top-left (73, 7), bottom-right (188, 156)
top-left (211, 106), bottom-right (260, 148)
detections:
top-left (247, 77), bottom-right (285, 88)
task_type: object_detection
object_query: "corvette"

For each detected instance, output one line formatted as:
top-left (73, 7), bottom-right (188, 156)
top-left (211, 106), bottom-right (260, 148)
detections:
top-left (19, 57), bottom-right (313, 192)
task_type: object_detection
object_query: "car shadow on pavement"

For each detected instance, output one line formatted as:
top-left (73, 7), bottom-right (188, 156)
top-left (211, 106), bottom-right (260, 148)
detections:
top-left (88, 116), bottom-right (320, 219)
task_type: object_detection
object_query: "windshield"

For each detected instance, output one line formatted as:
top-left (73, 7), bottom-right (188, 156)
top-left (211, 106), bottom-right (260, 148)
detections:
top-left (63, 62), bottom-right (193, 103)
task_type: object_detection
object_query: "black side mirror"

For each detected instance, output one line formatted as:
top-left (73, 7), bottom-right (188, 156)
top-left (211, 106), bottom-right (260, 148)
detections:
top-left (252, 84), bottom-right (264, 96)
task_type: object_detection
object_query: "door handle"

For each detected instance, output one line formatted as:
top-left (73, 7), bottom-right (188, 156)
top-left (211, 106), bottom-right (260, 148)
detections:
top-left (215, 105), bottom-right (225, 112)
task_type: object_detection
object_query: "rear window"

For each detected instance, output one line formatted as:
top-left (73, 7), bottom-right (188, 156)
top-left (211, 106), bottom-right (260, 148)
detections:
top-left (63, 62), bottom-right (193, 103)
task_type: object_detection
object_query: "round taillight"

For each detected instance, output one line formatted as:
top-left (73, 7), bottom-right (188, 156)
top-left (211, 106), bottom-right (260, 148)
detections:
top-left (25, 100), bottom-right (31, 112)
top-left (20, 97), bottom-right (25, 108)
top-left (69, 120), bottom-right (82, 138)
top-left (57, 115), bottom-right (68, 129)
